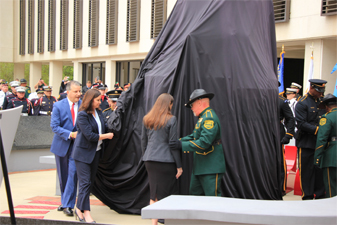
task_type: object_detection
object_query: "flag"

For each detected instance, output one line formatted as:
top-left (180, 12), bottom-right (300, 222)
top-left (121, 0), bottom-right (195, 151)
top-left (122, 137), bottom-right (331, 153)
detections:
top-left (331, 63), bottom-right (337, 74)
top-left (278, 50), bottom-right (285, 93)
top-left (333, 79), bottom-right (337, 97)
top-left (305, 53), bottom-right (314, 93)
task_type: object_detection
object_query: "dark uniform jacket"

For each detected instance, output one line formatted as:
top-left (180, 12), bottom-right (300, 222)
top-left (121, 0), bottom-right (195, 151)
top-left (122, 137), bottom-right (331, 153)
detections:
top-left (295, 93), bottom-right (326, 149)
top-left (3, 93), bottom-right (17, 109)
top-left (103, 107), bottom-right (113, 123)
top-left (295, 94), bottom-right (302, 101)
top-left (279, 96), bottom-right (295, 140)
top-left (34, 96), bottom-right (57, 116)
top-left (314, 108), bottom-right (337, 168)
top-left (100, 95), bottom-right (109, 111)
top-left (7, 97), bottom-right (32, 115)
top-left (180, 107), bottom-right (226, 175)
top-left (58, 92), bottom-right (67, 101)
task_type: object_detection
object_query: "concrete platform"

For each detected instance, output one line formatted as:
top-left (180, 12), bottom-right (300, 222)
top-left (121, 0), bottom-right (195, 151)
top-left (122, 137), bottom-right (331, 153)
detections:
top-left (142, 195), bottom-right (337, 225)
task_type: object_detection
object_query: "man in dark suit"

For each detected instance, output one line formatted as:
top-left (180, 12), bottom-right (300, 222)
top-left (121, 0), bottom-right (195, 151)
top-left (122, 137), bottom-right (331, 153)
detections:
top-left (50, 81), bottom-right (82, 216)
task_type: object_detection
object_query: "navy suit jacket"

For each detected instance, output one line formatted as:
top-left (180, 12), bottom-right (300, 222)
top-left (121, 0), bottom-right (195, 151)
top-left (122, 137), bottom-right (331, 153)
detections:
top-left (50, 98), bottom-right (82, 157)
top-left (72, 110), bottom-right (106, 164)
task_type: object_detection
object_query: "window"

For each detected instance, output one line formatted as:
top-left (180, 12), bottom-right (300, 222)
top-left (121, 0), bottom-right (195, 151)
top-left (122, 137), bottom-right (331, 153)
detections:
top-left (273, 0), bottom-right (290, 23)
top-left (28, 0), bottom-right (35, 54)
top-left (151, 0), bottom-right (167, 39)
top-left (126, 0), bottom-right (140, 42)
top-left (73, 0), bottom-right (83, 49)
top-left (48, 0), bottom-right (56, 52)
top-left (88, 0), bottom-right (99, 47)
top-left (321, 0), bottom-right (337, 16)
top-left (37, 0), bottom-right (45, 53)
top-left (60, 0), bottom-right (69, 50)
top-left (19, 0), bottom-right (26, 55)
top-left (106, 0), bottom-right (118, 45)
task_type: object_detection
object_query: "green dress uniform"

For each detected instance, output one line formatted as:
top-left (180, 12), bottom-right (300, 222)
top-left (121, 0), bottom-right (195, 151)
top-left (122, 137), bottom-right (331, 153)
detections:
top-left (180, 107), bottom-right (226, 196)
top-left (314, 107), bottom-right (337, 198)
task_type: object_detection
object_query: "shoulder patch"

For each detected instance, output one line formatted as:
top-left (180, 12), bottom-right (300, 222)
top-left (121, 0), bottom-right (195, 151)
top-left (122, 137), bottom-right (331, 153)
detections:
top-left (319, 118), bottom-right (326, 126)
top-left (204, 120), bottom-right (214, 129)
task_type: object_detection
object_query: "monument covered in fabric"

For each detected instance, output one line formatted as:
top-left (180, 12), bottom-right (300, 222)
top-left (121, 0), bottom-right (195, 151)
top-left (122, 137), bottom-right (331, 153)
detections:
top-left (92, 0), bottom-right (281, 214)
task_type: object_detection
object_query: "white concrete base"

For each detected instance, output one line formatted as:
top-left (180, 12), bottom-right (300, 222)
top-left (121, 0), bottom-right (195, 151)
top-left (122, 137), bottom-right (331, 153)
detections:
top-left (142, 195), bottom-right (337, 225)
top-left (39, 155), bottom-right (60, 196)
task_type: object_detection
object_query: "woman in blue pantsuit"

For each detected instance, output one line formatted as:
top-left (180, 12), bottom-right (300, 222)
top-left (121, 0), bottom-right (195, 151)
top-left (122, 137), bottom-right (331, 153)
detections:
top-left (72, 89), bottom-right (114, 223)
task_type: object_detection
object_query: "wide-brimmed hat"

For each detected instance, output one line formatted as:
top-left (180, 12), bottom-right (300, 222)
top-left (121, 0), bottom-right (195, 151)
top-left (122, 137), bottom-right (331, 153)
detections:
top-left (185, 89), bottom-right (214, 108)
top-left (319, 93), bottom-right (337, 107)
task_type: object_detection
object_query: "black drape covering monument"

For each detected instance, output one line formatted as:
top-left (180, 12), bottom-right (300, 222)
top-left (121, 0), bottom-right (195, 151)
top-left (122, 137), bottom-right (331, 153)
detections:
top-left (92, 0), bottom-right (282, 214)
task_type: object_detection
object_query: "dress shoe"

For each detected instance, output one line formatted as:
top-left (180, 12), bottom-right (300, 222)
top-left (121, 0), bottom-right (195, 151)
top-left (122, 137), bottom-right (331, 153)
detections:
top-left (158, 219), bottom-right (165, 224)
top-left (75, 207), bottom-right (85, 222)
top-left (57, 205), bottom-right (64, 211)
top-left (63, 207), bottom-right (74, 216)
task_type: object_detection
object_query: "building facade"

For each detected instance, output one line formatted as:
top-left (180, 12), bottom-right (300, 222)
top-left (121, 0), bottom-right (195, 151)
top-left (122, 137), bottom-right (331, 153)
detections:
top-left (0, 0), bottom-right (336, 94)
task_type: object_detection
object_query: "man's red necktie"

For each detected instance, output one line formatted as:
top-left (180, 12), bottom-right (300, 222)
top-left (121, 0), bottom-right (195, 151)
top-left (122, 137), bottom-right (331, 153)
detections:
top-left (71, 102), bottom-right (75, 126)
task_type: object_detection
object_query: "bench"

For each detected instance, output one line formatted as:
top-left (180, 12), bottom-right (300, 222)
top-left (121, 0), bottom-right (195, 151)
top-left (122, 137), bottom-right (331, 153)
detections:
top-left (142, 195), bottom-right (337, 225)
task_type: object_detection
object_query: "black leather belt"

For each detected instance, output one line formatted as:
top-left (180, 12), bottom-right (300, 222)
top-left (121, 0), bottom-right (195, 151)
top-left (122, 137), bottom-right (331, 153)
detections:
top-left (212, 139), bottom-right (222, 146)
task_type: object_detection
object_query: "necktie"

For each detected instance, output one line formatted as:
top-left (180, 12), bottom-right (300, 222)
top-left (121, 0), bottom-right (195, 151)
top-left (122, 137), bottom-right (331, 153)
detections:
top-left (71, 102), bottom-right (75, 126)
top-left (101, 95), bottom-right (104, 101)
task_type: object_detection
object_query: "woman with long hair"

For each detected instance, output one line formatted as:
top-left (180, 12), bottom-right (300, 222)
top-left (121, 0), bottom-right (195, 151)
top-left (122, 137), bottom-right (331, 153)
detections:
top-left (141, 93), bottom-right (183, 225)
top-left (71, 89), bottom-right (114, 223)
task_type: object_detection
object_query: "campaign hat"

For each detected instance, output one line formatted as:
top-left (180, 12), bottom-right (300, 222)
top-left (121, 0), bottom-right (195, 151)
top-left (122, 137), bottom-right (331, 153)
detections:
top-left (185, 89), bottom-right (214, 108)
top-left (320, 93), bottom-right (337, 106)
top-left (20, 78), bottom-right (27, 84)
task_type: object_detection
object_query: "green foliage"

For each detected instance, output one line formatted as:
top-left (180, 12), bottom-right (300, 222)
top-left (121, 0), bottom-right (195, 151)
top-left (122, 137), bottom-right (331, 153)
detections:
top-left (0, 62), bottom-right (14, 82)
top-left (63, 66), bottom-right (74, 80)
top-left (0, 63), bottom-right (74, 86)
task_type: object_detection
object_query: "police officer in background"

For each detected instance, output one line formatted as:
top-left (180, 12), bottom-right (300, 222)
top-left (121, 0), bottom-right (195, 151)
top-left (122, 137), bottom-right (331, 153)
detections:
top-left (103, 90), bottom-right (122, 122)
top-left (314, 94), bottom-right (337, 198)
top-left (279, 87), bottom-right (295, 196)
top-left (285, 88), bottom-right (298, 117)
top-left (20, 78), bottom-right (31, 98)
top-left (295, 79), bottom-right (327, 200)
top-left (3, 81), bottom-right (20, 109)
top-left (7, 86), bottom-right (32, 116)
top-left (290, 82), bottom-right (302, 101)
top-left (30, 89), bottom-right (45, 115)
top-left (34, 86), bottom-right (57, 116)
top-left (98, 85), bottom-right (109, 111)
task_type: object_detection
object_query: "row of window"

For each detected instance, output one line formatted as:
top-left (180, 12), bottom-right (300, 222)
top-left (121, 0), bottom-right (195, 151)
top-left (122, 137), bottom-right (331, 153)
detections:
top-left (19, 0), bottom-right (167, 55)
top-left (19, 0), bottom-right (337, 55)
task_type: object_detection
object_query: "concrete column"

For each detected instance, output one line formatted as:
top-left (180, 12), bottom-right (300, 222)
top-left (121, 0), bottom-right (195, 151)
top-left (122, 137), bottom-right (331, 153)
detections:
top-left (49, 61), bottom-right (63, 94)
top-left (303, 40), bottom-right (323, 92)
top-left (105, 60), bottom-right (116, 90)
top-left (73, 61), bottom-right (82, 83)
top-left (14, 63), bottom-right (25, 81)
top-left (321, 39), bottom-right (337, 94)
top-left (29, 62), bottom-right (42, 91)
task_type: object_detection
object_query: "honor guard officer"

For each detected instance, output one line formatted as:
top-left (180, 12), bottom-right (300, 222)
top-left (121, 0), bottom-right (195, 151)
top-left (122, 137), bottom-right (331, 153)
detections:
top-left (279, 89), bottom-right (295, 196)
top-left (103, 90), bottom-right (122, 122)
top-left (285, 88), bottom-right (298, 116)
top-left (7, 86), bottom-right (32, 116)
top-left (35, 86), bottom-right (57, 116)
top-left (20, 78), bottom-right (31, 98)
top-left (170, 89), bottom-right (226, 196)
top-left (31, 89), bottom-right (45, 115)
top-left (124, 83), bottom-right (131, 92)
top-left (98, 85), bottom-right (109, 111)
top-left (295, 79), bottom-right (327, 200)
top-left (314, 94), bottom-right (337, 198)
top-left (290, 82), bottom-right (302, 101)
top-left (3, 81), bottom-right (20, 109)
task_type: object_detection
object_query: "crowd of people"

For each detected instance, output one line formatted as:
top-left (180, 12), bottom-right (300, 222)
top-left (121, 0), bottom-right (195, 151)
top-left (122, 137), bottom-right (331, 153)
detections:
top-left (279, 79), bottom-right (337, 200)
top-left (0, 75), bottom-right (336, 224)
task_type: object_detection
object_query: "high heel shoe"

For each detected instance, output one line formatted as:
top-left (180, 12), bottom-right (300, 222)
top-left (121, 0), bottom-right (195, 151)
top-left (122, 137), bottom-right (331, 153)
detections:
top-left (75, 207), bottom-right (85, 222)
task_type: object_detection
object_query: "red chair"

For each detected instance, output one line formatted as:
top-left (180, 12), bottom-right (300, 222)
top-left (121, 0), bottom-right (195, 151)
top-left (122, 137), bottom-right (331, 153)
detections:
top-left (293, 169), bottom-right (302, 196)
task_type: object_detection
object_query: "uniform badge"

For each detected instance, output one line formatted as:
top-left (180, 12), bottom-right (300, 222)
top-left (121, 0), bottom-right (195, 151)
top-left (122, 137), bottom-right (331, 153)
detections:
top-left (319, 118), bottom-right (326, 126)
top-left (204, 120), bottom-right (214, 129)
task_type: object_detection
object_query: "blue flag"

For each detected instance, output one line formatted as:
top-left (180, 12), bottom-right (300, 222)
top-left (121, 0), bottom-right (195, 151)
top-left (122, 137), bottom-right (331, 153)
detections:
top-left (333, 79), bottom-right (337, 97)
top-left (331, 63), bottom-right (337, 74)
top-left (278, 51), bottom-right (285, 93)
